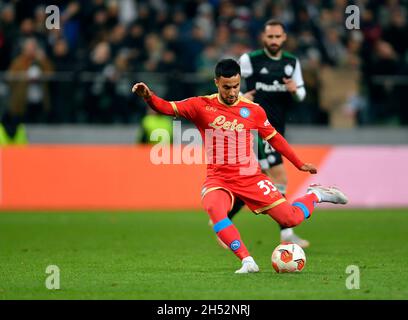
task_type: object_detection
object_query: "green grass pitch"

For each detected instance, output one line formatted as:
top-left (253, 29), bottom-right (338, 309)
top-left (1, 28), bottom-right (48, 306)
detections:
top-left (0, 209), bottom-right (407, 300)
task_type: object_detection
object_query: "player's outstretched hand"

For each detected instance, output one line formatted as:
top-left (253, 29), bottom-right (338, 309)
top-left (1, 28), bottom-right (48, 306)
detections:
top-left (242, 89), bottom-right (256, 101)
top-left (300, 163), bottom-right (317, 174)
top-left (132, 82), bottom-right (152, 99)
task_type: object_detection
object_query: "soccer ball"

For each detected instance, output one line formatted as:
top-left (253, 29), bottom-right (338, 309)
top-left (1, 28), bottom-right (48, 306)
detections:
top-left (271, 243), bottom-right (306, 273)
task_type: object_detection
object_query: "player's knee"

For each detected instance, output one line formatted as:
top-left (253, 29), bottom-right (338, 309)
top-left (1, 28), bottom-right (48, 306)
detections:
top-left (203, 201), bottom-right (217, 215)
top-left (278, 212), bottom-right (303, 228)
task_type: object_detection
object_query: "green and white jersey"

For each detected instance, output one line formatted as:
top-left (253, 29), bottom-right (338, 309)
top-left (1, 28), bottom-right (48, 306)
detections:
top-left (239, 49), bottom-right (306, 136)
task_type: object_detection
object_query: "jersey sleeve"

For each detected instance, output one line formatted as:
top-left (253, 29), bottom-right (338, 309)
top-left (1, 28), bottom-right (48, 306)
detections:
top-left (239, 53), bottom-right (253, 79)
top-left (169, 97), bottom-right (200, 121)
top-left (256, 106), bottom-right (277, 140)
top-left (293, 58), bottom-right (306, 102)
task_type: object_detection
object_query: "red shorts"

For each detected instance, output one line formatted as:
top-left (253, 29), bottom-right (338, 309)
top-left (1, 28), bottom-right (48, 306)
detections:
top-left (201, 172), bottom-right (285, 214)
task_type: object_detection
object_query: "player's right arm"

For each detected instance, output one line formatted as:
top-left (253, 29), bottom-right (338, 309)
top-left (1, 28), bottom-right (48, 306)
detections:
top-left (132, 82), bottom-right (197, 120)
top-left (255, 106), bottom-right (317, 174)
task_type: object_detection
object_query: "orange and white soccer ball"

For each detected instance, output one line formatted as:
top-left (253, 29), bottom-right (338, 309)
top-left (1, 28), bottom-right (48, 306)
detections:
top-left (271, 243), bottom-right (306, 273)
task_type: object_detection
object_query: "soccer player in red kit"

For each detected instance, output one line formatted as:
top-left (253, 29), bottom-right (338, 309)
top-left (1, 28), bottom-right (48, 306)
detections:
top-left (132, 59), bottom-right (348, 273)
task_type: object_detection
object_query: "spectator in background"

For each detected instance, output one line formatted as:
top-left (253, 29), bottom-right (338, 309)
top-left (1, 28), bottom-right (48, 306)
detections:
top-left (118, 0), bottom-right (137, 26)
top-left (213, 24), bottom-right (232, 55)
top-left (1, 37), bottom-right (53, 144)
top-left (141, 32), bottom-right (163, 72)
top-left (217, 1), bottom-right (236, 26)
top-left (194, 3), bottom-right (215, 42)
top-left (157, 49), bottom-right (184, 100)
top-left (322, 27), bottom-right (347, 66)
top-left (365, 40), bottom-right (400, 124)
top-left (126, 22), bottom-right (145, 67)
top-left (33, 5), bottom-right (47, 35)
top-left (0, 0), bottom-right (406, 127)
top-left (171, 8), bottom-right (193, 38)
top-left (106, 51), bottom-right (135, 123)
top-left (83, 41), bottom-right (113, 123)
top-left (0, 4), bottom-right (18, 70)
top-left (60, 1), bottom-right (81, 51)
top-left (320, 49), bottom-right (362, 128)
top-left (109, 24), bottom-right (127, 58)
top-left (8, 37), bottom-right (54, 122)
top-left (137, 107), bottom-right (173, 145)
top-left (383, 10), bottom-right (408, 58)
top-left (14, 18), bottom-right (46, 57)
top-left (49, 38), bottom-right (76, 123)
top-left (161, 24), bottom-right (182, 63)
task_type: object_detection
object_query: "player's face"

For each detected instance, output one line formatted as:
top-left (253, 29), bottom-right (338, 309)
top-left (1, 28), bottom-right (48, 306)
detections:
top-left (262, 25), bottom-right (287, 56)
top-left (215, 74), bottom-right (241, 105)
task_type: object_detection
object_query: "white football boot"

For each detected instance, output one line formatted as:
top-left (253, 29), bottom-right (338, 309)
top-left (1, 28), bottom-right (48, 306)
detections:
top-left (235, 256), bottom-right (260, 274)
top-left (307, 184), bottom-right (348, 205)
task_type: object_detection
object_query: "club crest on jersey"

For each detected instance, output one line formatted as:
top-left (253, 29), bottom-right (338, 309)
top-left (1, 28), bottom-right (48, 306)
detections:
top-left (284, 64), bottom-right (294, 76)
top-left (239, 107), bottom-right (250, 118)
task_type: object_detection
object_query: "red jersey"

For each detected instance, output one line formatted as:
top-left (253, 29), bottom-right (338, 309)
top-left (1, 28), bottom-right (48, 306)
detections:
top-left (144, 92), bottom-right (306, 213)
top-left (169, 93), bottom-right (276, 176)
top-left (145, 93), bottom-right (304, 178)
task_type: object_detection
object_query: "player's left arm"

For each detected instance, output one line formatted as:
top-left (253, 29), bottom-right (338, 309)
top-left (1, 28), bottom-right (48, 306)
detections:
top-left (283, 58), bottom-right (306, 102)
top-left (257, 108), bottom-right (316, 174)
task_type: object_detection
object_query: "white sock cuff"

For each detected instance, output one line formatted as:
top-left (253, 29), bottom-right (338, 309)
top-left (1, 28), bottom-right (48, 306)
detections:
top-left (280, 228), bottom-right (294, 238)
top-left (307, 190), bottom-right (321, 202)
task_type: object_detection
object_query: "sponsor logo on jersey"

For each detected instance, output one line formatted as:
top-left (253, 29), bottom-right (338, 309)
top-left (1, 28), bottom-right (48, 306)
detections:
top-left (260, 67), bottom-right (269, 74)
top-left (256, 80), bottom-right (287, 92)
top-left (230, 240), bottom-right (241, 251)
top-left (264, 119), bottom-right (270, 127)
top-left (205, 105), bottom-right (217, 112)
top-left (209, 115), bottom-right (245, 132)
top-left (239, 107), bottom-right (250, 118)
top-left (284, 64), bottom-right (294, 76)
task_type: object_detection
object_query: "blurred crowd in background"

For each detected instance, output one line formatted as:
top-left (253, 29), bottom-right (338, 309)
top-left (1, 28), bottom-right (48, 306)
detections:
top-left (0, 0), bottom-right (407, 129)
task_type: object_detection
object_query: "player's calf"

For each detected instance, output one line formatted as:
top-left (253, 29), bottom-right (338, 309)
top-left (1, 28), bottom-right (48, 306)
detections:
top-left (203, 189), bottom-right (251, 260)
top-left (264, 193), bottom-right (318, 228)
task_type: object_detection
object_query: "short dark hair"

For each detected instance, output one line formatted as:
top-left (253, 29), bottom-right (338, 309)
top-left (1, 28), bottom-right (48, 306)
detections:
top-left (215, 59), bottom-right (241, 78)
top-left (264, 19), bottom-right (286, 32)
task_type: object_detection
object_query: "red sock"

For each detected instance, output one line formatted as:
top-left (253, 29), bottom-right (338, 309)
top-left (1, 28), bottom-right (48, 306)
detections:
top-left (292, 193), bottom-right (319, 220)
top-left (202, 189), bottom-right (250, 260)
top-left (216, 224), bottom-right (249, 260)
